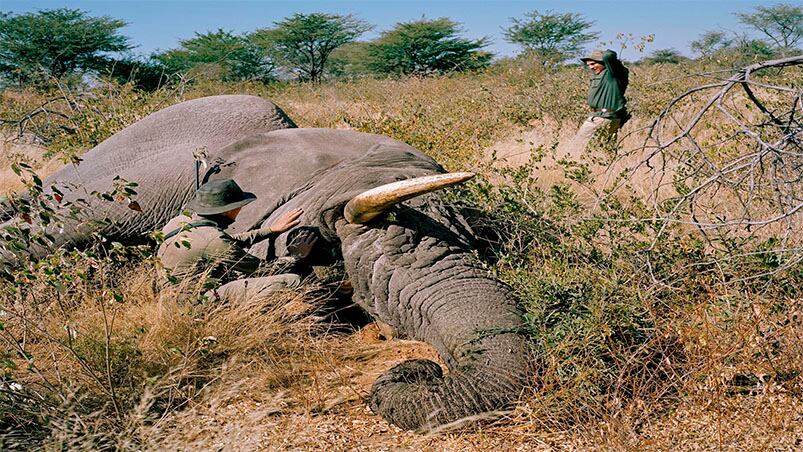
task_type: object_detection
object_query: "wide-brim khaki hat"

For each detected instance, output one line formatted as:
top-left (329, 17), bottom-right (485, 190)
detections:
top-left (580, 49), bottom-right (606, 63)
top-left (186, 179), bottom-right (256, 215)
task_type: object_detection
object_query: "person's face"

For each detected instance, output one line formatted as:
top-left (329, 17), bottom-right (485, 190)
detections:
top-left (221, 206), bottom-right (242, 220)
top-left (586, 60), bottom-right (604, 75)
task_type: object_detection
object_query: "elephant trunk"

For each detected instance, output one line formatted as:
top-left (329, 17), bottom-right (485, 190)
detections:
top-left (337, 220), bottom-right (535, 431)
top-left (368, 276), bottom-right (534, 431)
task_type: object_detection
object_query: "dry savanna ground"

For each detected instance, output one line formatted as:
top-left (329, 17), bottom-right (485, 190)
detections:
top-left (1, 58), bottom-right (801, 450)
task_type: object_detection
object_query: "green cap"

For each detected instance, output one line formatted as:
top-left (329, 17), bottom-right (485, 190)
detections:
top-left (186, 179), bottom-right (256, 215)
top-left (580, 49), bottom-right (606, 63)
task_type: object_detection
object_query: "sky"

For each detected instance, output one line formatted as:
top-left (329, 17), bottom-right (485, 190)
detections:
top-left (1, 0), bottom-right (778, 61)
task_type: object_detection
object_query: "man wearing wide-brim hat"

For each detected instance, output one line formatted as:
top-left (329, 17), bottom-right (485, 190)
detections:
top-left (157, 179), bottom-right (317, 302)
top-left (565, 49), bottom-right (630, 159)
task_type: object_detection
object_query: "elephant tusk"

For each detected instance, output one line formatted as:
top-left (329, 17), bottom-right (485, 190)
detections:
top-left (344, 172), bottom-right (475, 224)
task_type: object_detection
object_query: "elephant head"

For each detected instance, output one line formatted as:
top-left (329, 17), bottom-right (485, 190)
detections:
top-left (235, 140), bottom-right (536, 430)
top-left (0, 95), bottom-right (536, 430)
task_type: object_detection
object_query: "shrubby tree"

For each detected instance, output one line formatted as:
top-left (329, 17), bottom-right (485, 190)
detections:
top-left (251, 13), bottom-right (371, 83)
top-left (0, 8), bottom-right (130, 86)
top-left (689, 32), bottom-right (776, 64)
top-left (366, 18), bottom-right (492, 76)
top-left (736, 3), bottom-right (803, 56)
top-left (105, 58), bottom-right (168, 91)
top-left (153, 29), bottom-right (274, 83)
top-left (732, 36), bottom-right (778, 61)
top-left (503, 10), bottom-right (599, 63)
top-left (641, 48), bottom-right (688, 64)
top-left (688, 5), bottom-right (800, 63)
top-left (690, 31), bottom-right (734, 57)
top-left (328, 41), bottom-right (373, 77)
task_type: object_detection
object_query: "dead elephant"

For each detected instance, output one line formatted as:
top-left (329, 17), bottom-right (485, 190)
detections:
top-left (0, 95), bottom-right (535, 431)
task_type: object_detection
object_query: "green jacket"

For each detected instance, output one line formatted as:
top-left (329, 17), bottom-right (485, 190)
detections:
top-left (156, 213), bottom-right (290, 285)
top-left (588, 50), bottom-right (629, 120)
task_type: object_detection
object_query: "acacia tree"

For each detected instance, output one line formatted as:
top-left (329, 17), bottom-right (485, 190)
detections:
top-left (689, 31), bottom-right (776, 64)
top-left (690, 31), bottom-right (734, 58)
top-left (503, 10), bottom-right (599, 63)
top-left (251, 13), bottom-right (371, 83)
top-left (736, 3), bottom-right (803, 56)
top-left (153, 29), bottom-right (274, 83)
top-left (733, 35), bottom-right (778, 62)
top-left (328, 41), bottom-right (373, 77)
top-left (641, 48), bottom-right (688, 64)
top-left (366, 18), bottom-right (491, 76)
top-left (0, 8), bottom-right (130, 86)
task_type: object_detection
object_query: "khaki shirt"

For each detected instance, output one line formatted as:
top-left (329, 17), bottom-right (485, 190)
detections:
top-left (156, 213), bottom-right (281, 285)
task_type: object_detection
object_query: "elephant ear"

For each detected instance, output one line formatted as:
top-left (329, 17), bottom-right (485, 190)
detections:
top-left (344, 172), bottom-right (475, 224)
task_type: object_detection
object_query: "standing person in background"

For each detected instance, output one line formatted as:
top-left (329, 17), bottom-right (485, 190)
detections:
top-left (565, 49), bottom-right (630, 159)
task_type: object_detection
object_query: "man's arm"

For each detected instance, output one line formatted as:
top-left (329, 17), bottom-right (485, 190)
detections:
top-left (602, 50), bottom-right (626, 80)
top-left (230, 227), bottom-right (276, 247)
top-left (229, 207), bottom-right (305, 247)
top-left (212, 232), bottom-right (307, 279)
top-left (210, 234), bottom-right (265, 276)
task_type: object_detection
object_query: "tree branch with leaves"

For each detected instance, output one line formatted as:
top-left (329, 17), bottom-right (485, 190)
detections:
top-left (0, 9), bottom-right (130, 87)
top-left (503, 10), bottom-right (599, 64)
top-left (736, 3), bottom-right (803, 56)
top-left (251, 13), bottom-right (371, 83)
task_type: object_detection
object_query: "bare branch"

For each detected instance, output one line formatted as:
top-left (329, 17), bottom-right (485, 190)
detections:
top-left (611, 56), bottom-right (803, 282)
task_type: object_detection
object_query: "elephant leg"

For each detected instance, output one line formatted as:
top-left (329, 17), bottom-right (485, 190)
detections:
top-left (212, 273), bottom-right (301, 303)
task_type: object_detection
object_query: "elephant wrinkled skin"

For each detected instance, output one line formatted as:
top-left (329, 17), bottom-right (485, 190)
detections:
top-left (1, 95), bottom-right (535, 431)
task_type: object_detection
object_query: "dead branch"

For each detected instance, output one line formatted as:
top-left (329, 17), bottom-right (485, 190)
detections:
top-left (606, 56), bottom-right (803, 283)
top-left (0, 94), bottom-right (85, 144)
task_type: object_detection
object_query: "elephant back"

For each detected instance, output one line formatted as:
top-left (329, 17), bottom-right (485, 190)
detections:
top-left (31, 95), bottom-right (296, 241)
top-left (44, 95), bottom-right (295, 188)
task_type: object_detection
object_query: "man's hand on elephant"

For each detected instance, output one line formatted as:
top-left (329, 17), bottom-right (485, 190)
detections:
top-left (287, 229), bottom-right (318, 260)
top-left (269, 207), bottom-right (303, 233)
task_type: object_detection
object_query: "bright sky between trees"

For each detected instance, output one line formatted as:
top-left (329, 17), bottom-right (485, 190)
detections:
top-left (3, 0), bottom-right (777, 61)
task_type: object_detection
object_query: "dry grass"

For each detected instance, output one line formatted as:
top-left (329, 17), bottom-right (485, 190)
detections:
top-left (0, 259), bottom-right (350, 449)
top-left (1, 58), bottom-right (801, 449)
top-left (0, 229), bottom-right (800, 450)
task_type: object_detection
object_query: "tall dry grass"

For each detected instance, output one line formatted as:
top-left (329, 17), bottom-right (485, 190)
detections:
top-left (0, 251), bottom-right (353, 449)
top-left (1, 57), bottom-right (801, 449)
